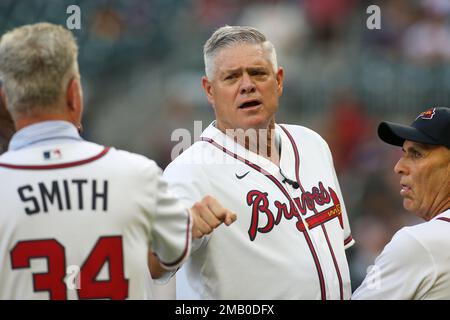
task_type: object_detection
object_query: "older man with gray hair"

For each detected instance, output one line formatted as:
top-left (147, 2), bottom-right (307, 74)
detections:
top-left (0, 23), bottom-right (82, 131)
top-left (0, 22), bottom-right (235, 300)
top-left (162, 25), bottom-right (354, 299)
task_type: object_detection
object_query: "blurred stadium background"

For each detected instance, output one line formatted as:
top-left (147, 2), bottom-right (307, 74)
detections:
top-left (1, 0), bottom-right (449, 292)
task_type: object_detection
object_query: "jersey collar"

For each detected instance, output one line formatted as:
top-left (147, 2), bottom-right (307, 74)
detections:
top-left (8, 120), bottom-right (82, 151)
top-left (433, 208), bottom-right (450, 221)
top-left (200, 121), bottom-right (297, 180)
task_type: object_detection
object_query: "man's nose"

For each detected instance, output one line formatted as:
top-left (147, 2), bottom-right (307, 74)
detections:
top-left (239, 73), bottom-right (256, 95)
top-left (394, 156), bottom-right (407, 175)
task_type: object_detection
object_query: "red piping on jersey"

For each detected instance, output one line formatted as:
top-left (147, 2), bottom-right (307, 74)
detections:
top-left (344, 235), bottom-right (353, 246)
top-left (0, 147), bottom-right (110, 170)
top-left (160, 210), bottom-right (191, 268)
top-left (201, 136), bottom-right (327, 300)
top-left (321, 225), bottom-right (343, 300)
top-left (279, 124), bottom-right (344, 300)
top-left (437, 217), bottom-right (450, 223)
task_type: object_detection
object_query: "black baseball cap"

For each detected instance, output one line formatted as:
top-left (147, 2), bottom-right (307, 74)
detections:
top-left (378, 107), bottom-right (450, 149)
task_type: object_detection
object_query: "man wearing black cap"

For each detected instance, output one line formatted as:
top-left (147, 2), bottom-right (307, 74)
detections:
top-left (352, 107), bottom-right (450, 299)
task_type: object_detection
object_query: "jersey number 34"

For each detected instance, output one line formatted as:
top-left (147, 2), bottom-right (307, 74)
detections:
top-left (10, 236), bottom-right (129, 299)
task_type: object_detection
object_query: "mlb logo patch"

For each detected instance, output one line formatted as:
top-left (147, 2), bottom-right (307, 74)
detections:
top-left (416, 108), bottom-right (436, 120)
top-left (43, 149), bottom-right (62, 160)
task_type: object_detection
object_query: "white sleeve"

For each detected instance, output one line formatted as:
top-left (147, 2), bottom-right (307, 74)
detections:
top-left (163, 164), bottom-right (205, 209)
top-left (140, 162), bottom-right (192, 271)
top-left (163, 161), bottom-right (213, 252)
top-left (352, 228), bottom-right (435, 299)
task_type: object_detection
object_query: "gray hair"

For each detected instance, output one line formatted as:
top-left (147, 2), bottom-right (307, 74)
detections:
top-left (203, 25), bottom-right (278, 79)
top-left (0, 22), bottom-right (79, 115)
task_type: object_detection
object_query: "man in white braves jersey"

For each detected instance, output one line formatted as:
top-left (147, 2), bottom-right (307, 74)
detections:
top-left (353, 107), bottom-right (450, 299)
top-left (0, 22), bottom-right (236, 300)
top-left (160, 26), bottom-right (354, 299)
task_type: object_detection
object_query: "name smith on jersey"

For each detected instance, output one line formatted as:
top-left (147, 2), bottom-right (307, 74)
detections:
top-left (17, 179), bottom-right (108, 215)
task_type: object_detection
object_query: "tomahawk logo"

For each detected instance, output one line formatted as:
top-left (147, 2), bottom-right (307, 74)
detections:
top-left (416, 108), bottom-right (436, 120)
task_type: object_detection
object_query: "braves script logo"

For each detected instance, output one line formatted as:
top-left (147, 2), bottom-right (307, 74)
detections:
top-left (246, 182), bottom-right (343, 241)
top-left (416, 108), bottom-right (436, 120)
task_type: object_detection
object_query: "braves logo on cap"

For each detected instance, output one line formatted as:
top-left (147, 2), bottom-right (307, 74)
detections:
top-left (416, 108), bottom-right (436, 120)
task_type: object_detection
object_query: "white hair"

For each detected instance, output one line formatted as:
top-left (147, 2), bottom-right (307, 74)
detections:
top-left (203, 25), bottom-right (278, 80)
top-left (0, 22), bottom-right (79, 115)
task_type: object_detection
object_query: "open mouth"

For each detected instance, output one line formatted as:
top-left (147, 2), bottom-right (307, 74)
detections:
top-left (400, 184), bottom-right (412, 195)
top-left (239, 100), bottom-right (261, 109)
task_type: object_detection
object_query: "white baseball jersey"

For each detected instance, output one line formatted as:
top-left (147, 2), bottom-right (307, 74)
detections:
top-left (352, 209), bottom-right (450, 300)
top-left (164, 122), bottom-right (354, 300)
top-left (0, 121), bottom-right (191, 300)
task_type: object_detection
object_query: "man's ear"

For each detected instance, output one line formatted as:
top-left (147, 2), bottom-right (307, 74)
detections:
top-left (201, 76), bottom-right (215, 107)
top-left (0, 86), bottom-right (7, 110)
top-left (66, 77), bottom-right (83, 123)
top-left (66, 78), bottom-right (80, 110)
top-left (276, 67), bottom-right (284, 97)
top-left (0, 85), bottom-right (15, 146)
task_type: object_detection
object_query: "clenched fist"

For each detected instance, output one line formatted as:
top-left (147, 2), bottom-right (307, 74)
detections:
top-left (190, 195), bottom-right (237, 239)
